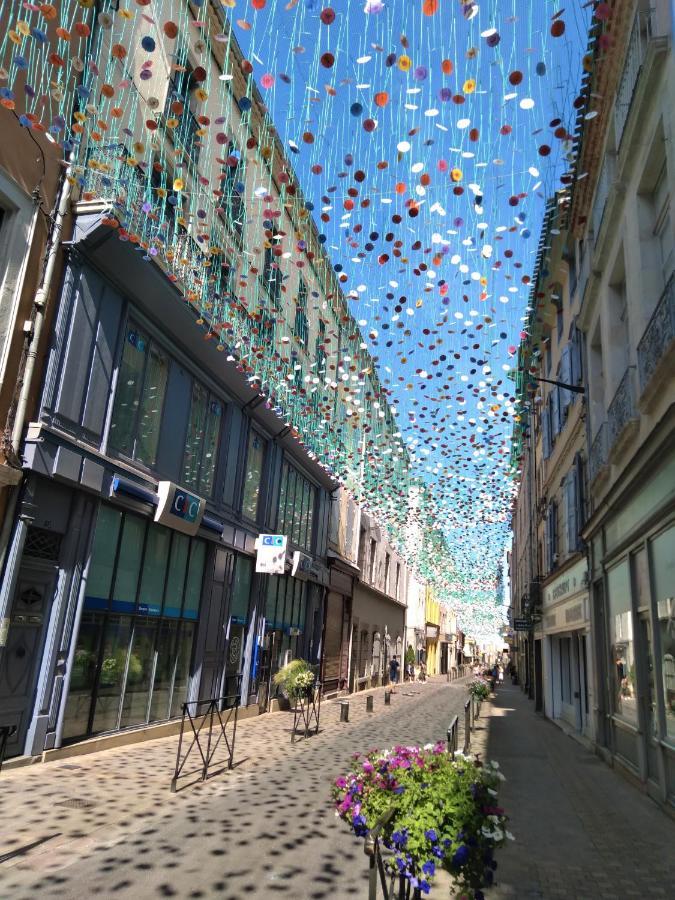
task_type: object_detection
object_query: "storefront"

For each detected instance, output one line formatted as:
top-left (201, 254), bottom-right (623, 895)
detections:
top-left (541, 557), bottom-right (592, 738)
top-left (426, 624), bottom-right (440, 675)
top-left (589, 446), bottom-right (675, 807)
top-left (321, 558), bottom-right (356, 694)
top-left (350, 583), bottom-right (405, 690)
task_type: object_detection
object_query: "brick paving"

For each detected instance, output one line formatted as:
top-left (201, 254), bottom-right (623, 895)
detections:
top-left (0, 677), bottom-right (673, 899)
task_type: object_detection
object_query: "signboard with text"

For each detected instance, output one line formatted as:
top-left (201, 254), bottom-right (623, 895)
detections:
top-left (155, 482), bottom-right (205, 536)
top-left (513, 618), bottom-right (531, 631)
top-left (255, 534), bottom-right (288, 574)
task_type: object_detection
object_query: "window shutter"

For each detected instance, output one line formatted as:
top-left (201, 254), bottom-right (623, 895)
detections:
top-left (575, 452), bottom-right (585, 539)
top-left (551, 388), bottom-right (560, 439)
top-left (570, 325), bottom-right (583, 386)
top-left (542, 401), bottom-right (551, 458)
top-left (566, 470), bottom-right (578, 554)
top-left (560, 346), bottom-right (572, 411)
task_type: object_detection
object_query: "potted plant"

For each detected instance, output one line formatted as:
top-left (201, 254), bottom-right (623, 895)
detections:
top-left (333, 744), bottom-right (512, 898)
top-left (467, 679), bottom-right (490, 701)
top-left (273, 659), bottom-right (316, 702)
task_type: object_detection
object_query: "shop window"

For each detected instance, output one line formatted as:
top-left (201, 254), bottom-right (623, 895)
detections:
top-left (277, 461), bottom-right (315, 551)
top-left (109, 322), bottom-right (169, 467)
top-left (242, 428), bottom-right (265, 521)
top-left (651, 526), bottom-right (675, 741)
top-left (182, 381), bottom-right (223, 497)
top-left (608, 560), bottom-right (638, 724)
top-left (62, 506), bottom-right (207, 741)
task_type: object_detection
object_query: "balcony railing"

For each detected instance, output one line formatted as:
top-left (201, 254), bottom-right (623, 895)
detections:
top-left (591, 153), bottom-right (615, 243)
top-left (614, 11), bottom-right (649, 147)
top-left (637, 276), bottom-right (675, 393)
top-left (589, 423), bottom-right (608, 482)
top-left (607, 368), bottom-right (637, 452)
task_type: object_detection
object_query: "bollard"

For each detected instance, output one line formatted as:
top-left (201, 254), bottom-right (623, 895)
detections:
top-left (384, 689), bottom-right (391, 705)
top-left (340, 700), bottom-right (350, 723)
top-left (463, 699), bottom-right (471, 754)
top-left (366, 695), bottom-right (374, 713)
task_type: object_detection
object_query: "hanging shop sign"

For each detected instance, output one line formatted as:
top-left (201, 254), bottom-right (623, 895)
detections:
top-left (426, 624), bottom-right (439, 640)
top-left (155, 482), bottom-right (205, 536)
top-left (255, 534), bottom-right (288, 574)
top-left (513, 618), bottom-right (531, 631)
top-left (291, 550), bottom-right (329, 584)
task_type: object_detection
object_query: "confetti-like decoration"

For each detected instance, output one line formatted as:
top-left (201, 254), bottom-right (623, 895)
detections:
top-left (0, 0), bottom-right (593, 637)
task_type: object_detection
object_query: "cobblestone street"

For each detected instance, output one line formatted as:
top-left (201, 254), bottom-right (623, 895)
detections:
top-left (2, 679), bottom-right (674, 899)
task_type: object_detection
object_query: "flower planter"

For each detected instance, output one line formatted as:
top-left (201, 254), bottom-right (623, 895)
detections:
top-left (333, 744), bottom-right (511, 898)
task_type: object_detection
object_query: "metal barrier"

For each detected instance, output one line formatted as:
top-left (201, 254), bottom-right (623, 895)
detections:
top-left (292, 683), bottom-right (322, 743)
top-left (473, 696), bottom-right (482, 720)
top-left (463, 699), bottom-right (471, 754)
top-left (0, 724), bottom-right (17, 773)
top-left (365, 808), bottom-right (421, 900)
top-left (170, 694), bottom-right (239, 792)
top-left (447, 714), bottom-right (459, 759)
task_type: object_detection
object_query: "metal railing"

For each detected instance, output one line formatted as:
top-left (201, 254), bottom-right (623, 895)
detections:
top-left (447, 714), bottom-right (459, 759)
top-left (365, 808), bottom-right (421, 900)
top-left (615, 11), bottom-right (650, 148)
top-left (607, 368), bottom-right (637, 451)
top-left (170, 694), bottom-right (240, 792)
top-left (291, 682), bottom-right (322, 743)
top-left (589, 423), bottom-right (608, 482)
top-left (637, 276), bottom-right (675, 393)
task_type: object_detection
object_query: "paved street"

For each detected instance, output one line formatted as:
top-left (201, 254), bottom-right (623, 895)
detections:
top-left (2, 679), bottom-right (674, 900)
top-left (0, 679), bottom-right (468, 899)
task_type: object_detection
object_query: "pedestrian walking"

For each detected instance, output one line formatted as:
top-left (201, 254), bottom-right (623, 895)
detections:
top-left (389, 655), bottom-right (400, 686)
top-left (498, 665), bottom-right (504, 684)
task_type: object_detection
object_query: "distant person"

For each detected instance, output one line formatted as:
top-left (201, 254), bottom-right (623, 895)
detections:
top-left (498, 666), bottom-right (504, 684)
top-left (419, 660), bottom-right (427, 682)
top-left (389, 655), bottom-right (400, 686)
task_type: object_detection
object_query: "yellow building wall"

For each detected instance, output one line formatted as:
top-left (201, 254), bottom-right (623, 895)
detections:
top-left (425, 586), bottom-right (440, 674)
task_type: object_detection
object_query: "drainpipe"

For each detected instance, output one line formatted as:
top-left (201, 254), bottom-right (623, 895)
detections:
top-left (0, 161), bottom-right (73, 579)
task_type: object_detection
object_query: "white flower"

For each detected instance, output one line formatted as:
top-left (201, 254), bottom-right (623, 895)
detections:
top-left (487, 787), bottom-right (497, 797)
top-left (506, 830), bottom-right (515, 841)
top-left (424, 743), bottom-right (434, 751)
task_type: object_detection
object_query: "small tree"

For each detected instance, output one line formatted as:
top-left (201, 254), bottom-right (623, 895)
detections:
top-left (405, 644), bottom-right (416, 667)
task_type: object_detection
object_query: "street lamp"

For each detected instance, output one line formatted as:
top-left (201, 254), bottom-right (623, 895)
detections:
top-left (520, 371), bottom-right (585, 395)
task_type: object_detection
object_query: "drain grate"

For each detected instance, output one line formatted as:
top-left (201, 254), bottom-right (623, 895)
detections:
top-left (56, 798), bottom-right (97, 809)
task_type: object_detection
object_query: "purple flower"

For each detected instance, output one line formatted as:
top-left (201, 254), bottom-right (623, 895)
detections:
top-left (422, 860), bottom-right (435, 877)
top-left (452, 845), bottom-right (470, 868)
top-left (425, 829), bottom-right (438, 843)
top-left (420, 880), bottom-right (431, 895)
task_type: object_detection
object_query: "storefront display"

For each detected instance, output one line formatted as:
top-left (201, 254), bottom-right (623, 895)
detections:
top-left (61, 504), bottom-right (206, 741)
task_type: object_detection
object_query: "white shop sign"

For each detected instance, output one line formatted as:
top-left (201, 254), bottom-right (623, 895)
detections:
top-left (255, 534), bottom-right (288, 574)
top-left (543, 558), bottom-right (588, 609)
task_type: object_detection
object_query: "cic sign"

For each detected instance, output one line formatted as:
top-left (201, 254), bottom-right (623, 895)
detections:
top-left (255, 534), bottom-right (288, 574)
top-left (155, 482), bottom-right (206, 536)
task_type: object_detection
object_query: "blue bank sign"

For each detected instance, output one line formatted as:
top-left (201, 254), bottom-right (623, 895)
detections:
top-left (155, 482), bottom-right (206, 536)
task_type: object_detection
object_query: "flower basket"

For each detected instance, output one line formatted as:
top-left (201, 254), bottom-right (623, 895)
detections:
top-left (272, 659), bottom-right (316, 702)
top-left (467, 679), bottom-right (491, 701)
top-left (333, 744), bottom-right (512, 898)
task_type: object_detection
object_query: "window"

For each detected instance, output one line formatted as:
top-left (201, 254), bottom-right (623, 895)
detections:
top-left (217, 143), bottom-right (245, 244)
top-left (652, 163), bottom-right (673, 286)
top-left (262, 230), bottom-right (282, 306)
top-left (109, 322), bottom-right (169, 467)
top-left (542, 400), bottom-right (552, 460)
top-left (550, 284), bottom-right (564, 342)
top-left (545, 501), bottom-right (558, 572)
top-left (651, 526), bottom-right (675, 741)
top-left (358, 527), bottom-right (367, 571)
top-left (277, 462), bottom-right (315, 551)
top-left (608, 560), bottom-right (637, 723)
top-left (395, 563), bottom-right (401, 599)
top-left (164, 59), bottom-right (201, 169)
top-left (369, 539), bottom-right (377, 583)
top-left (242, 428), bottom-right (265, 521)
top-left (384, 553), bottom-right (391, 594)
top-left (62, 506), bottom-right (206, 740)
top-left (182, 381), bottom-right (222, 496)
top-left (294, 277), bottom-right (309, 346)
top-left (570, 324), bottom-right (584, 388)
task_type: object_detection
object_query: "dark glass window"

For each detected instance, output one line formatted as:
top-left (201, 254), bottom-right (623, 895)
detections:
top-left (242, 429), bottom-right (265, 521)
top-left (66, 505), bottom-right (207, 740)
top-left (183, 381), bottom-right (222, 496)
top-left (277, 462), bottom-right (315, 551)
top-left (109, 322), bottom-right (169, 467)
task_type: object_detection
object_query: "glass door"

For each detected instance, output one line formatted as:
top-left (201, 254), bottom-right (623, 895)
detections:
top-left (639, 614), bottom-right (660, 784)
